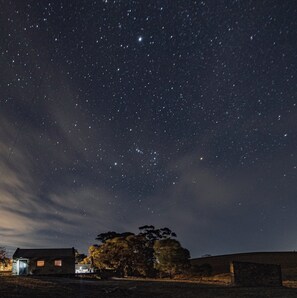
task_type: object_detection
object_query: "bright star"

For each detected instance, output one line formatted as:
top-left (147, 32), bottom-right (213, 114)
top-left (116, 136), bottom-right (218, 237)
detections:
top-left (136, 148), bottom-right (144, 154)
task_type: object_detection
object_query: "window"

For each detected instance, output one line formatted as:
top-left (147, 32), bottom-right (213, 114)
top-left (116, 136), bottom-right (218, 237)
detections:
top-left (54, 260), bottom-right (62, 267)
top-left (37, 260), bottom-right (45, 267)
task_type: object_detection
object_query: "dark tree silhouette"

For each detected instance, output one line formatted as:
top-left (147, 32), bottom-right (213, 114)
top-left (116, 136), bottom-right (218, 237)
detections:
top-left (0, 247), bottom-right (7, 265)
top-left (139, 225), bottom-right (177, 242)
top-left (75, 249), bottom-right (87, 263)
top-left (96, 231), bottom-right (134, 243)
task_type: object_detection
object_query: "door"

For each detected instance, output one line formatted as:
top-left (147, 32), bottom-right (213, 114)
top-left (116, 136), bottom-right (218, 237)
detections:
top-left (18, 259), bottom-right (28, 275)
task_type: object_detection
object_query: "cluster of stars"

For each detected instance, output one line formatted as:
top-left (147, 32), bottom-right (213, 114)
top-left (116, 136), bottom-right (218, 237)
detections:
top-left (0, 0), bottom-right (296, 254)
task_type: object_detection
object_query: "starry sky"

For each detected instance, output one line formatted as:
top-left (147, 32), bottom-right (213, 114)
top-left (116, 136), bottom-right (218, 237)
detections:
top-left (0, 0), bottom-right (297, 257)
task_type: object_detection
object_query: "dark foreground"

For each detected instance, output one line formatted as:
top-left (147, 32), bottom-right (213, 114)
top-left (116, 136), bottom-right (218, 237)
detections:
top-left (1, 276), bottom-right (297, 298)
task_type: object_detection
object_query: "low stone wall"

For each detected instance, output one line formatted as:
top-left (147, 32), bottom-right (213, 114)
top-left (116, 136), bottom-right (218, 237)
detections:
top-left (230, 261), bottom-right (282, 287)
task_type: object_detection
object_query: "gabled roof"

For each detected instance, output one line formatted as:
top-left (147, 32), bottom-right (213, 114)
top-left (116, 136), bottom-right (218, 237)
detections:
top-left (13, 248), bottom-right (75, 259)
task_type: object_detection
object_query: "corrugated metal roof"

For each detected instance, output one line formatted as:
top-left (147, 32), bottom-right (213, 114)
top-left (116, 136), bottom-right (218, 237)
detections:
top-left (13, 248), bottom-right (75, 258)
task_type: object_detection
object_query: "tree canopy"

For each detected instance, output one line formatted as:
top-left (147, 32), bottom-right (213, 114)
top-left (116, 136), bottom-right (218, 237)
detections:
top-left (96, 231), bottom-right (134, 243)
top-left (139, 225), bottom-right (177, 242)
top-left (154, 238), bottom-right (190, 277)
top-left (89, 226), bottom-right (190, 277)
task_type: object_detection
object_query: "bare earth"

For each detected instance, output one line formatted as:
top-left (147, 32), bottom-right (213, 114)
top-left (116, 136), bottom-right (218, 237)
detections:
top-left (1, 276), bottom-right (297, 298)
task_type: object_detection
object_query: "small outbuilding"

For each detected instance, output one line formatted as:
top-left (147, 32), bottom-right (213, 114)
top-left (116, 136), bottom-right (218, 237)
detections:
top-left (12, 248), bottom-right (75, 275)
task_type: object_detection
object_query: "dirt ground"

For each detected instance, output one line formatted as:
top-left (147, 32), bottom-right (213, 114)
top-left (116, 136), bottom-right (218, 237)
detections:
top-left (1, 276), bottom-right (297, 297)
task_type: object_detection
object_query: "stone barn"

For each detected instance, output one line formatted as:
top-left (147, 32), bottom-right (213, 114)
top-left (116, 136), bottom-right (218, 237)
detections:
top-left (191, 251), bottom-right (297, 278)
top-left (12, 248), bottom-right (75, 275)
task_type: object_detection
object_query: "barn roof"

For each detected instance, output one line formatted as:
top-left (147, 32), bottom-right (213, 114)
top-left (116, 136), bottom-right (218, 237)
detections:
top-left (13, 248), bottom-right (75, 259)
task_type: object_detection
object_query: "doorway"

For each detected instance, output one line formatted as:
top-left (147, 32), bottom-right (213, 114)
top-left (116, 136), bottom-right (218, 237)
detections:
top-left (17, 259), bottom-right (28, 275)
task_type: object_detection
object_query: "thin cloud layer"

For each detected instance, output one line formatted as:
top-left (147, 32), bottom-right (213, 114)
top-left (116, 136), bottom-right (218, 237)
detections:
top-left (1, 1), bottom-right (297, 258)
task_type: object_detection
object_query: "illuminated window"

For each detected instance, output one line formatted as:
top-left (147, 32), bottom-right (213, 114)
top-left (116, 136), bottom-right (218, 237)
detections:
top-left (37, 260), bottom-right (45, 267)
top-left (54, 260), bottom-right (62, 267)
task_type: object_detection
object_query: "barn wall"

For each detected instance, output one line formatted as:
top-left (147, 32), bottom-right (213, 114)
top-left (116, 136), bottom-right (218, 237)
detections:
top-left (12, 260), bottom-right (17, 275)
top-left (230, 261), bottom-right (282, 286)
top-left (28, 256), bottom-right (75, 275)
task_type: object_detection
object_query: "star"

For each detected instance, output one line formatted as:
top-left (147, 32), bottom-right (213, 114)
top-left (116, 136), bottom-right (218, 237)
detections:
top-left (0, 0), bottom-right (296, 259)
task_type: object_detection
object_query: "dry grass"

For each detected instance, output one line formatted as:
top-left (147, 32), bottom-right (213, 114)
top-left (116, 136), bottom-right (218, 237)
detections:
top-left (283, 280), bottom-right (297, 288)
top-left (0, 276), bottom-right (73, 297)
top-left (1, 275), bottom-right (297, 297)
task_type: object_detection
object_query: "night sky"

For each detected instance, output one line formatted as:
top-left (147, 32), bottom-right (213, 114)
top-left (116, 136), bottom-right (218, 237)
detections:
top-left (0, 1), bottom-right (296, 257)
